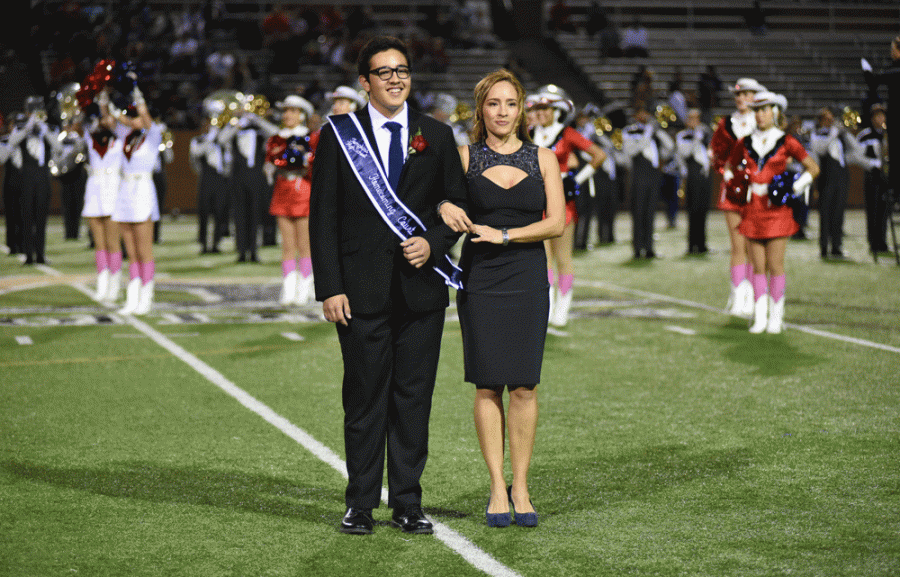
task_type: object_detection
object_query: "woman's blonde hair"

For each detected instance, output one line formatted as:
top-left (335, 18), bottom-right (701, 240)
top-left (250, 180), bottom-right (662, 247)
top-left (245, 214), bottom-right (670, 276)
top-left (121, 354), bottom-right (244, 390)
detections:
top-left (470, 69), bottom-right (531, 144)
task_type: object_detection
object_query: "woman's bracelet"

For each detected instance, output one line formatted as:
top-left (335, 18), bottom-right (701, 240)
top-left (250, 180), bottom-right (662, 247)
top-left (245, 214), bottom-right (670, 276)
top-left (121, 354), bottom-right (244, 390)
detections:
top-left (501, 228), bottom-right (509, 246)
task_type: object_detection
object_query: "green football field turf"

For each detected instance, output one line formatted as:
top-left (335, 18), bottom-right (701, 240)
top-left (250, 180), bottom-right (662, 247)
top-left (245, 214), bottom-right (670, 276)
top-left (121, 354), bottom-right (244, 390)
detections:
top-left (1, 211), bottom-right (898, 576)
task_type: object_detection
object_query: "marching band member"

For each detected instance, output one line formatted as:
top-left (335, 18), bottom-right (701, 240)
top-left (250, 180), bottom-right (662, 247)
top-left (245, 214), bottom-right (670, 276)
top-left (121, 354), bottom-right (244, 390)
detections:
top-left (723, 91), bottom-right (819, 334)
top-left (622, 105), bottom-right (673, 260)
top-left (808, 107), bottom-right (862, 259)
top-left (710, 78), bottom-right (765, 316)
top-left (191, 115), bottom-right (230, 255)
top-left (217, 99), bottom-right (279, 263)
top-left (265, 94), bottom-right (316, 306)
top-left (856, 103), bottom-right (890, 256)
top-left (675, 108), bottom-right (712, 254)
top-left (1, 114), bottom-right (25, 256)
top-left (6, 97), bottom-right (59, 265)
top-left (528, 85), bottom-right (606, 327)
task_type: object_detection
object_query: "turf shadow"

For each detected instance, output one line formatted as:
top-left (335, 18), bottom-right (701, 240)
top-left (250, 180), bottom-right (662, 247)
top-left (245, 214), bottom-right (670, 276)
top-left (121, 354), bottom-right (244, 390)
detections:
top-left (528, 444), bottom-right (755, 518)
top-left (706, 322), bottom-right (822, 377)
top-left (3, 459), bottom-right (342, 522)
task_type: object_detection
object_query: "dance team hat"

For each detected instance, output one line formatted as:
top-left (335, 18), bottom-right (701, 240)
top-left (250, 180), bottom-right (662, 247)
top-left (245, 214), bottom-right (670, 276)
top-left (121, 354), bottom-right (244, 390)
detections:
top-left (276, 95), bottom-right (315, 117)
top-left (731, 78), bottom-right (766, 94)
top-left (327, 86), bottom-right (366, 108)
top-left (749, 91), bottom-right (788, 111)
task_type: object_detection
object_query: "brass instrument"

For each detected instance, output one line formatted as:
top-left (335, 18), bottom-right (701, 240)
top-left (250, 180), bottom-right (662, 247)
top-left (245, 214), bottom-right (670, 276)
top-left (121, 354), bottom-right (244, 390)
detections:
top-left (203, 90), bottom-right (244, 127)
top-left (592, 116), bottom-right (622, 150)
top-left (655, 104), bottom-right (677, 129)
top-left (159, 128), bottom-right (174, 154)
top-left (54, 82), bottom-right (82, 124)
top-left (49, 130), bottom-right (86, 176)
top-left (451, 101), bottom-right (473, 124)
top-left (242, 93), bottom-right (271, 118)
top-left (841, 106), bottom-right (861, 131)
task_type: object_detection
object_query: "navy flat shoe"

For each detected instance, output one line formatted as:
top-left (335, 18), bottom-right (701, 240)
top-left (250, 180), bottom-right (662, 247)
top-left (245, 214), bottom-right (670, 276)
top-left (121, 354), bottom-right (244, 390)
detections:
top-left (508, 486), bottom-right (538, 527)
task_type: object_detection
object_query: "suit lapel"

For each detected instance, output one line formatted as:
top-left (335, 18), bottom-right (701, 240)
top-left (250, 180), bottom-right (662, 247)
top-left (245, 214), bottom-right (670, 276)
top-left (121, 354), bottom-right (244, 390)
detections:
top-left (355, 107), bottom-right (386, 174)
top-left (398, 109), bottom-right (421, 191)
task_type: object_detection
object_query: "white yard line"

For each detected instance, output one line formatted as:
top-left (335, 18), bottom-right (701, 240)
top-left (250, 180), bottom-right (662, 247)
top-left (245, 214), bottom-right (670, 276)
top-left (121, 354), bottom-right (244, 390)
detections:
top-left (35, 264), bottom-right (522, 577)
top-left (581, 279), bottom-right (900, 355)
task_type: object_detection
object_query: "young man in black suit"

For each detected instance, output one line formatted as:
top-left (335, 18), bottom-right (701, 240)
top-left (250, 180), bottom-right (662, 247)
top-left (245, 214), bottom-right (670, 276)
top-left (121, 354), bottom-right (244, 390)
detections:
top-left (309, 36), bottom-right (468, 535)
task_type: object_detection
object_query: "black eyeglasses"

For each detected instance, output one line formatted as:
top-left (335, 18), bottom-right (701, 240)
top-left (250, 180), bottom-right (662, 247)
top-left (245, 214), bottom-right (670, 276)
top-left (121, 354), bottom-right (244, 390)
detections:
top-left (369, 66), bottom-right (411, 81)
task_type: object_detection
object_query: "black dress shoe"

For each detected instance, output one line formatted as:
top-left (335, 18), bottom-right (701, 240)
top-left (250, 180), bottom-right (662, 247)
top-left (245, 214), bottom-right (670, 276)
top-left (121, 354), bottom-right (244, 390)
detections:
top-left (236, 253), bottom-right (247, 263)
top-left (340, 507), bottom-right (374, 535)
top-left (391, 505), bottom-right (433, 534)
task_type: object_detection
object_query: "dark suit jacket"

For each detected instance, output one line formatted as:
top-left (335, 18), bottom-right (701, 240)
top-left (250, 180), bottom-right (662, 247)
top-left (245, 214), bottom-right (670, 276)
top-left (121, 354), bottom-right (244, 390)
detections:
top-left (310, 106), bottom-right (468, 315)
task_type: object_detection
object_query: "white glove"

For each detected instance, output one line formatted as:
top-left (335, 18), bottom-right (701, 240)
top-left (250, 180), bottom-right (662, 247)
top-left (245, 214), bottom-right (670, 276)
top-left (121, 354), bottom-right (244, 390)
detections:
top-left (793, 171), bottom-right (814, 204)
top-left (861, 58), bottom-right (872, 72)
top-left (132, 85), bottom-right (145, 106)
top-left (573, 164), bottom-right (596, 185)
top-left (723, 168), bottom-right (734, 183)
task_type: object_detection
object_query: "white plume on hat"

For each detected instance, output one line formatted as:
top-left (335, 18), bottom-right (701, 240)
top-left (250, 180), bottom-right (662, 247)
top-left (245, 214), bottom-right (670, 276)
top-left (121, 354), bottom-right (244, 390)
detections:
top-left (327, 85), bottom-right (366, 108)
top-left (749, 91), bottom-right (788, 112)
top-left (276, 94), bottom-right (314, 117)
top-left (731, 78), bottom-right (767, 94)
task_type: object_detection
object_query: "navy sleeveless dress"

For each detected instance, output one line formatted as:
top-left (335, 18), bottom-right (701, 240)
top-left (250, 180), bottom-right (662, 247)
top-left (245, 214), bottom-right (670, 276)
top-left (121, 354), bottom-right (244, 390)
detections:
top-left (457, 142), bottom-right (550, 386)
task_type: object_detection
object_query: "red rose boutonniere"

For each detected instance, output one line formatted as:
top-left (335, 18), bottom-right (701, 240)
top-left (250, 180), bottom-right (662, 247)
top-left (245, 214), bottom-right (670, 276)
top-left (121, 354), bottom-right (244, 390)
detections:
top-left (409, 128), bottom-right (428, 156)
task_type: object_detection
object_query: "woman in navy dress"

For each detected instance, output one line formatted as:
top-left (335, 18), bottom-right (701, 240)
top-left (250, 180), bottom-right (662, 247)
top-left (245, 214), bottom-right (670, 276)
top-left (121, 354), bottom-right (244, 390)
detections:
top-left (439, 69), bottom-right (565, 527)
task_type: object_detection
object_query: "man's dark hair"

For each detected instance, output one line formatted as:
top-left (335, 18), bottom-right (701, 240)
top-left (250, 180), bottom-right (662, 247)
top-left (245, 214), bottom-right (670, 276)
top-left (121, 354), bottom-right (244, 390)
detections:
top-left (357, 36), bottom-right (410, 79)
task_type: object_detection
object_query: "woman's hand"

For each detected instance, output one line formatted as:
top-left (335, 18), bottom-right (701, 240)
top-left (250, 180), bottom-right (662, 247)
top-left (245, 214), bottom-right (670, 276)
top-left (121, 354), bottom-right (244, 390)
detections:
top-left (439, 201), bottom-right (473, 233)
top-left (469, 224), bottom-right (503, 244)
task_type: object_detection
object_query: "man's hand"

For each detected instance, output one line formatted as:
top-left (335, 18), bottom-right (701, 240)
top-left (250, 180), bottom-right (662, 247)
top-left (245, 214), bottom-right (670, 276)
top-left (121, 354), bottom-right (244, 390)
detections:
top-left (323, 294), bottom-right (352, 326)
top-left (439, 202), bottom-right (473, 233)
top-left (401, 236), bottom-right (431, 268)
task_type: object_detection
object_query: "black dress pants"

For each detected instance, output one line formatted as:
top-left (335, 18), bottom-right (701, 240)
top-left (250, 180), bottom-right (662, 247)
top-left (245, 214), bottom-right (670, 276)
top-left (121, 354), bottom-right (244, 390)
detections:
top-left (630, 156), bottom-right (660, 256)
top-left (19, 161), bottom-right (51, 262)
top-left (817, 157), bottom-right (848, 255)
top-left (336, 301), bottom-right (445, 510)
top-left (685, 159), bottom-right (710, 253)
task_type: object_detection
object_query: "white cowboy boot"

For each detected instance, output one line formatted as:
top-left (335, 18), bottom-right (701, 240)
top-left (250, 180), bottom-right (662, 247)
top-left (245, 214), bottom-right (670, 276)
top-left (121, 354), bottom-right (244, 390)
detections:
top-left (118, 278), bottom-right (142, 315)
top-left (105, 270), bottom-right (122, 303)
top-left (550, 287), bottom-right (573, 327)
top-left (134, 279), bottom-right (154, 315)
top-left (295, 273), bottom-right (314, 305)
top-left (766, 296), bottom-right (784, 334)
top-left (739, 279), bottom-right (756, 318)
top-left (748, 295), bottom-right (769, 334)
top-left (94, 269), bottom-right (110, 301)
top-left (548, 285), bottom-right (556, 324)
top-left (279, 270), bottom-right (298, 306)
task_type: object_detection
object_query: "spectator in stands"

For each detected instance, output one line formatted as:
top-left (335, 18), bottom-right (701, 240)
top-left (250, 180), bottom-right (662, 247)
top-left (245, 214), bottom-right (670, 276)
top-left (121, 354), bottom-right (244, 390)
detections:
top-left (621, 18), bottom-right (649, 58)
top-left (549, 0), bottom-right (577, 33)
top-left (206, 50), bottom-right (236, 90)
top-left (631, 66), bottom-right (656, 111)
top-left (166, 31), bottom-right (200, 74)
top-left (697, 65), bottom-right (723, 125)
top-left (667, 68), bottom-right (688, 126)
top-left (745, 0), bottom-right (768, 36)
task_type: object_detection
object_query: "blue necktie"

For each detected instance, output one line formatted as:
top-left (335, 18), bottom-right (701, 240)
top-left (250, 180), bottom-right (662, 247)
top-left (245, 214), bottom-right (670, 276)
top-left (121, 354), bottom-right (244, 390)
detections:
top-left (384, 121), bottom-right (403, 191)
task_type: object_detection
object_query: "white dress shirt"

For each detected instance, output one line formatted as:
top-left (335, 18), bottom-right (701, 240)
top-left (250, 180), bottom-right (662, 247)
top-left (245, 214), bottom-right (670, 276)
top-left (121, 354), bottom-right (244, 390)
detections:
top-left (367, 102), bottom-right (408, 175)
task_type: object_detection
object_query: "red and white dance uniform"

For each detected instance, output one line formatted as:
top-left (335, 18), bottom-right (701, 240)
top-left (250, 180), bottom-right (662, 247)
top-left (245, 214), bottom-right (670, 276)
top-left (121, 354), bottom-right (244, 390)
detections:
top-left (82, 130), bottom-right (124, 218)
top-left (727, 128), bottom-right (809, 240)
top-left (113, 123), bottom-right (162, 223)
top-left (710, 111), bottom-right (756, 212)
top-left (533, 123), bottom-right (594, 226)
top-left (266, 126), bottom-right (318, 218)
